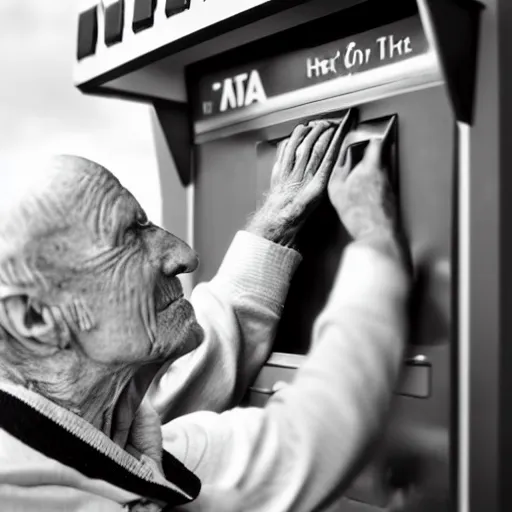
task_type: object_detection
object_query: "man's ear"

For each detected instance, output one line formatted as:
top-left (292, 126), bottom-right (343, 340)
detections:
top-left (0, 294), bottom-right (69, 355)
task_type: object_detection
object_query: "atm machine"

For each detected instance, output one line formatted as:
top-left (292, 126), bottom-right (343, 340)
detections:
top-left (74, 0), bottom-right (512, 510)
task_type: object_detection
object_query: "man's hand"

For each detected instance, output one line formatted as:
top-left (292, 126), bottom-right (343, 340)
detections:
top-left (247, 114), bottom-right (354, 247)
top-left (328, 136), bottom-right (410, 268)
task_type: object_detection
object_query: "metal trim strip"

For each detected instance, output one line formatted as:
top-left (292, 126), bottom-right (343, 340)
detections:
top-left (194, 51), bottom-right (442, 142)
top-left (457, 122), bottom-right (470, 512)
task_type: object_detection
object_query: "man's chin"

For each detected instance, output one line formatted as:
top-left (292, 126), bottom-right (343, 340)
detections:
top-left (181, 319), bottom-right (204, 356)
top-left (155, 298), bottom-right (204, 360)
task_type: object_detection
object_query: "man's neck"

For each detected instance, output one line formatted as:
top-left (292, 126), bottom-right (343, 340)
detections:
top-left (1, 357), bottom-right (136, 438)
top-left (56, 365), bottom-right (137, 437)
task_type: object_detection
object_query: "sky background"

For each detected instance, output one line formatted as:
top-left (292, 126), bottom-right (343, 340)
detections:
top-left (0, 1), bottom-right (163, 224)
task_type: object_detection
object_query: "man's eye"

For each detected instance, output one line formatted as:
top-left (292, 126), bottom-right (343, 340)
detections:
top-left (124, 219), bottom-right (152, 240)
top-left (131, 213), bottom-right (152, 229)
top-left (135, 219), bottom-right (152, 228)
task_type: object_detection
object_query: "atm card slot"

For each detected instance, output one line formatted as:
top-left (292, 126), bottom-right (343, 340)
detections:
top-left (350, 115), bottom-right (398, 143)
top-left (344, 115), bottom-right (399, 193)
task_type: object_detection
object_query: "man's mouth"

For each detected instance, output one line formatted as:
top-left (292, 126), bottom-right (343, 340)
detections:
top-left (155, 278), bottom-right (184, 313)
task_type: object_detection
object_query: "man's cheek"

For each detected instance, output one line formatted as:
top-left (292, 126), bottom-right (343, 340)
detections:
top-left (78, 321), bottom-right (149, 363)
top-left (109, 319), bottom-right (153, 360)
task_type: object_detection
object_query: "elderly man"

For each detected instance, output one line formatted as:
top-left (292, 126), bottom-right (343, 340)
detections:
top-left (0, 118), bottom-right (410, 511)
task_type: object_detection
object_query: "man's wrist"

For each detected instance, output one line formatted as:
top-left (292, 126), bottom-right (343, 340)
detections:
top-left (353, 232), bottom-right (412, 275)
top-left (246, 221), bottom-right (298, 247)
top-left (246, 201), bottom-right (303, 248)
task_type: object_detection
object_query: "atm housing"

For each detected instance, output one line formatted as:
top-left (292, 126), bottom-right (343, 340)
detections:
top-left (189, 9), bottom-right (452, 507)
top-left (74, 0), bottom-right (512, 510)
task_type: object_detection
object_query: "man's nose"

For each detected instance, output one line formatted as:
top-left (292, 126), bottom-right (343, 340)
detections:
top-left (155, 229), bottom-right (199, 276)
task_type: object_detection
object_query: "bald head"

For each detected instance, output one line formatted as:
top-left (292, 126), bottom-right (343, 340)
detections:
top-left (0, 155), bottom-right (118, 269)
top-left (0, 155), bottom-right (200, 431)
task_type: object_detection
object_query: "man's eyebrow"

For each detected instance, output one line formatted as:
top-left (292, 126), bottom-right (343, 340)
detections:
top-left (117, 191), bottom-right (140, 219)
top-left (104, 193), bottom-right (138, 242)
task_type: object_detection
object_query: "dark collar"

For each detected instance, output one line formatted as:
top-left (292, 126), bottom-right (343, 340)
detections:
top-left (0, 388), bottom-right (201, 508)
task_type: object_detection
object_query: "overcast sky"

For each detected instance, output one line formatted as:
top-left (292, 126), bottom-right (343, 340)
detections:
top-left (0, 1), bottom-right (163, 223)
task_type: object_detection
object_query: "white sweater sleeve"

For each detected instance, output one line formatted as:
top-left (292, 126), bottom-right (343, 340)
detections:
top-left (162, 242), bottom-right (410, 512)
top-left (148, 231), bottom-right (302, 423)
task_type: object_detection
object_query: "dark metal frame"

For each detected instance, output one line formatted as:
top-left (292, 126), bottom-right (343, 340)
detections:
top-left (468, 1), bottom-right (512, 510)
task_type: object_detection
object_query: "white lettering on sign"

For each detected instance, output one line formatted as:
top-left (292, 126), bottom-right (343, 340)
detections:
top-left (234, 73), bottom-right (248, 107)
top-left (244, 70), bottom-right (267, 106)
top-left (212, 70), bottom-right (267, 113)
top-left (306, 51), bottom-right (341, 78)
top-left (344, 42), bottom-right (372, 70)
top-left (305, 33), bottom-right (415, 80)
top-left (376, 35), bottom-right (413, 60)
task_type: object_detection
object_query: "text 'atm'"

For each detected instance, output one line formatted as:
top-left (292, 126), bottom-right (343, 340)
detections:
top-left (73, 0), bottom-right (512, 510)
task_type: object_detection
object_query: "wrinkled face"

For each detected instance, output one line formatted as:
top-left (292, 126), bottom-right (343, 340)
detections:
top-left (54, 160), bottom-right (203, 368)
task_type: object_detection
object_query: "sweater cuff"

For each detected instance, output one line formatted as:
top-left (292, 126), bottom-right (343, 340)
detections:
top-left (213, 231), bottom-right (302, 305)
top-left (327, 242), bottom-right (410, 308)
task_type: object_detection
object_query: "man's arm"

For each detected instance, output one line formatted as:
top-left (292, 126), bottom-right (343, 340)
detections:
top-left (148, 118), bottom-right (354, 421)
top-left (161, 135), bottom-right (412, 512)
top-left (149, 231), bottom-right (301, 422)
top-left (163, 239), bottom-right (409, 512)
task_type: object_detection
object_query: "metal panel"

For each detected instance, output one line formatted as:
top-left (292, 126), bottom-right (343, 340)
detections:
top-left (194, 84), bottom-right (454, 509)
top-left (466, 1), bottom-right (499, 511)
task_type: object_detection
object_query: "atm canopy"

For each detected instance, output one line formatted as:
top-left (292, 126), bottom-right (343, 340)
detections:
top-left (75, 0), bottom-right (483, 126)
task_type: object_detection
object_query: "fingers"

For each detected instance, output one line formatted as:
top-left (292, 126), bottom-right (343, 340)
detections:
top-left (362, 137), bottom-right (384, 167)
top-left (301, 125), bottom-right (336, 178)
top-left (271, 138), bottom-right (289, 187)
top-left (292, 121), bottom-right (334, 176)
top-left (333, 128), bottom-right (356, 169)
top-left (313, 111), bottom-right (356, 184)
top-left (280, 124), bottom-right (312, 175)
top-left (338, 146), bottom-right (353, 180)
top-left (334, 135), bottom-right (384, 183)
top-left (275, 138), bottom-right (288, 166)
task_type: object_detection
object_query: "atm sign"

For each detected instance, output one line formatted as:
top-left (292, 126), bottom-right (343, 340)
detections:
top-left (196, 16), bottom-right (429, 120)
top-left (209, 70), bottom-right (267, 114)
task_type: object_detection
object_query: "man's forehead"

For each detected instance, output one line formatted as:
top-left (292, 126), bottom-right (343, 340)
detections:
top-left (0, 154), bottom-right (140, 232)
top-left (51, 156), bottom-right (145, 224)
top-left (52, 156), bottom-right (137, 205)
top-left (50, 155), bottom-right (120, 189)
top-left (2, 154), bottom-right (118, 196)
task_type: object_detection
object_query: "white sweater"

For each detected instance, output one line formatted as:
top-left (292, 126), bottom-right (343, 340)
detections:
top-left (151, 231), bottom-right (409, 511)
top-left (0, 231), bottom-right (408, 511)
